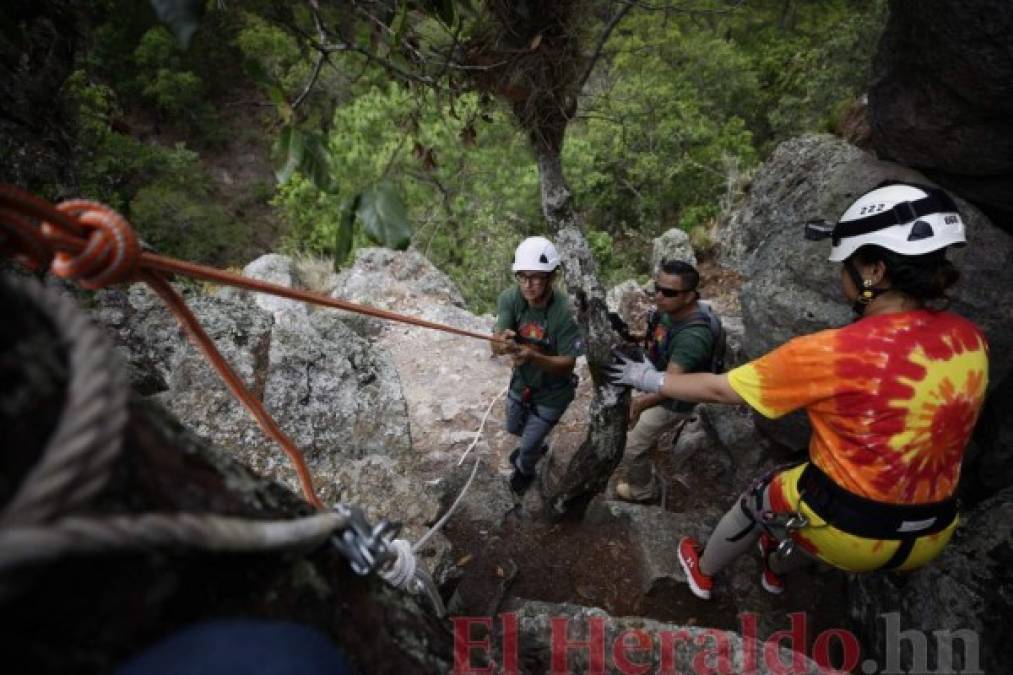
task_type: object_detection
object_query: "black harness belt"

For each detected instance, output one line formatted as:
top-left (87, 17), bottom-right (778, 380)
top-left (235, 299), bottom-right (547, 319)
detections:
top-left (798, 463), bottom-right (958, 570)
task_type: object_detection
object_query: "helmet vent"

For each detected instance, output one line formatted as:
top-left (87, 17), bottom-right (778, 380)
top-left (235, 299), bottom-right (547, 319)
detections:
top-left (907, 220), bottom-right (935, 241)
top-left (539, 254), bottom-right (548, 263)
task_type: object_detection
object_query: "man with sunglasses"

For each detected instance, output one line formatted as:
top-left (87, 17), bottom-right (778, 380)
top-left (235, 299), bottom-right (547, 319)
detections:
top-left (491, 236), bottom-right (583, 495)
top-left (614, 259), bottom-right (714, 502)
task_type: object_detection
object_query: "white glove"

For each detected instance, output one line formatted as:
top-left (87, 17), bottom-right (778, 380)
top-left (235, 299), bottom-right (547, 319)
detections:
top-left (606, 352), bottom-right (665, 394)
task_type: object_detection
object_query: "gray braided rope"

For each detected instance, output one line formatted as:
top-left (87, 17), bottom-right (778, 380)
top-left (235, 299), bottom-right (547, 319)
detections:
top-left (0, 511), bottom-right (348, 574)
top-left (0, 274), bottom-right (128, 527)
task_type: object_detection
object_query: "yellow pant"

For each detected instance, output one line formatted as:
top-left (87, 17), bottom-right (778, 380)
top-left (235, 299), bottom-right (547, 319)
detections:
top-left (770, 464), bottom-right (958, 572)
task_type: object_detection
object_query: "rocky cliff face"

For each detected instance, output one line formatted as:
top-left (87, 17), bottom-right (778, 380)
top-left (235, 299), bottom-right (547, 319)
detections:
top-left (79, 247), bottom-right (832, 672)
top-left (92, 260), bottom-right (413, 511)
top-left (849, 485), bottom-right (1013, 675)
top-left (869, 0), bottom-right (1013, 233)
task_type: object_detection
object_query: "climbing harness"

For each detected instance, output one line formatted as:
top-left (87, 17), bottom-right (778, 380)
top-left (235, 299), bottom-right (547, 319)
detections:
top-left (796, 463), bottom-right (958, 570)
top-left (723, 463), bottom-right (812, 547)
top-left (0, 185), bottom-right (524, 616)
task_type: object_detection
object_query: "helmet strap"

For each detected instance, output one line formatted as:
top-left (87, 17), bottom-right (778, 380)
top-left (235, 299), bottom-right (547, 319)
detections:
top-left (844, 259), bottom-right (885, 317)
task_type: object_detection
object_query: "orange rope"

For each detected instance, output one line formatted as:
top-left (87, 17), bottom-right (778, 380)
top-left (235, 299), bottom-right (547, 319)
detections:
top-left (0, 184), bottom-right (508, 510)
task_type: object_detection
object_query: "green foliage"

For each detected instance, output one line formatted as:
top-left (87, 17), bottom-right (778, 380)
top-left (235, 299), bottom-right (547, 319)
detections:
top-left (54, 0), bottom-right (887, 313)
top-left (586, 229), bottom-right (613, 270)
top-left (275, 82), bottom-right (540, 311)
top-left (564, 13), bottom-right (759, 278)
top-left (718, 0), bottom-right (888, 150)
top-left (232, 13), bottom-right (307, 96)
top-left (134, 27), bottom-right (206, 119)
top-left (61, 69), bottom-right (240, 263)
top-left (62, 70), bottom-right (199, 209)
top-left (130, 180), bottom-right (243, 262)
top-left (275, 126), bottom-right (337, 193)
top-left (271, 175), bottom-right (346, 256)
top-left (677, 204), bottom-right (718, 232)
top-left (355, 182), bottom-right (413, 253)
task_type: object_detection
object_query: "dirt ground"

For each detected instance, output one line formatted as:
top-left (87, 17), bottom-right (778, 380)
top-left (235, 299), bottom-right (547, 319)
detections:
top-left (441, 442), bottom-right (851, 647)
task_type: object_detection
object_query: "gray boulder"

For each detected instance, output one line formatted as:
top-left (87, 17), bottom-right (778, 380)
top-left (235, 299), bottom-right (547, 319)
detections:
top-left (870, 0), bottom-right (1013, 231)
top-left (651, 228), bottom-right (697, 272)
top-left (606, 279), bottom-right (652, 336)
top-left (494, 599), bottom-right (826, 674)
top-left (92, 281), bottom-right (411, 501)
top-left (241, 253), bottom-right (308, 318)
top-left (334, 247), bottom-right (466, 310)
top-left (93, 283), bottom-right (179, 395)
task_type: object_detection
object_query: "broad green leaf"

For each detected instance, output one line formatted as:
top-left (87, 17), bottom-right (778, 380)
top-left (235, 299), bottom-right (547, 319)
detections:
top-left (301, 132), bottom-right (338, 193)
top-left (334, 196), bottom-right (359, 268)
top-left (274, 125), bottom-right (304, 186)
top-left (275, 126), bottom-right (336, 193)
top-left (149, 0), bottom-right (204, 48)
top-left (355, 182), bottom-right (412, 250)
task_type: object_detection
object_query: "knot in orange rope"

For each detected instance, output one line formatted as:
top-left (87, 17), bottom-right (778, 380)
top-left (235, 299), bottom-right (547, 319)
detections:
top-left (0, 186), bottom-right (139, 289)
top-left (45, 199), bottom-right (140, 289)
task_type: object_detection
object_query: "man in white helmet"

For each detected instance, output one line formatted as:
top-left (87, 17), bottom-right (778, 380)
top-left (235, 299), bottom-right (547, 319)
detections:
top-left (491, 236), bottom-right (584, 494)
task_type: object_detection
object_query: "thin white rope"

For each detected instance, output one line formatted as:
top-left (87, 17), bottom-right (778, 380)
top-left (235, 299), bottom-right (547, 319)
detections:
top-left (378, 538), bottom-right (416, 589)
top-left (412, 385), bottom-right (507, 553)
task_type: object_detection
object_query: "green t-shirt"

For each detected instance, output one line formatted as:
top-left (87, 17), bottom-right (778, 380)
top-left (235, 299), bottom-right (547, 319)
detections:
top-left (646, 309), bottom-right (714, 411)
top-left (495, 286), bottom-right (584, 409)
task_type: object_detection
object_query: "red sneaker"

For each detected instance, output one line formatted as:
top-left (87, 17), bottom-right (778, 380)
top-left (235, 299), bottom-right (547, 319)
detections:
top-left (677, 537), bottom-right (713, 600)
top-left (757, 533), bottom-right (785, 595)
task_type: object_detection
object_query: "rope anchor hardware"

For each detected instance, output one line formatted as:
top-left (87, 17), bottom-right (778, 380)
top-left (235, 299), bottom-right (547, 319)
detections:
top-left (330, 505), bottom-right (401, 576)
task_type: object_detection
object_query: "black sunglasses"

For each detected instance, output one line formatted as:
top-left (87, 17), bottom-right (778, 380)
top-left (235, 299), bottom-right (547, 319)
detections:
top-left (648, 283), bottom-right (691, 298)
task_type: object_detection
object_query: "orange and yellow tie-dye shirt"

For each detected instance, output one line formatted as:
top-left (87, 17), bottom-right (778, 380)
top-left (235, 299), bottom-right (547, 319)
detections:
top-left (728, 310), bottom-right (988, 504)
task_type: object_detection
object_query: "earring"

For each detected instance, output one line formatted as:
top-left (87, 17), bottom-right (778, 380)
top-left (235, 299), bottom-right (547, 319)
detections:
top-left (859, 278), bottom-right (874, 304)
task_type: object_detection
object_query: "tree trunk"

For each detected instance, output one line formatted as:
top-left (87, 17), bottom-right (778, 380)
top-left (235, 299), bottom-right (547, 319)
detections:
top-left (532, 145), bottom-right (630, 517)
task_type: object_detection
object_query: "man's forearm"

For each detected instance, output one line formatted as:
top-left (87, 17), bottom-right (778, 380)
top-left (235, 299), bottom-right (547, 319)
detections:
top-left (634, 392), bottom-right (667, 410)
top-left (530, 353), bottom-right (576, 377)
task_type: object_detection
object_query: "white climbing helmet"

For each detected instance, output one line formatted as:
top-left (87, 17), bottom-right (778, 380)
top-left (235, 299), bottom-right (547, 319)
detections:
top-left (512, 236), bottom-right (560, 272)
top-left (807, 183), bottom-right (967, 262)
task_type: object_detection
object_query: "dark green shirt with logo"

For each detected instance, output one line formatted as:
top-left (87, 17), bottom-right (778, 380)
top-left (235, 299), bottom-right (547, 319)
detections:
top-left (495, 286), bottom-right (584, 410)
top-left (646, 310), bottom-right (714, 412)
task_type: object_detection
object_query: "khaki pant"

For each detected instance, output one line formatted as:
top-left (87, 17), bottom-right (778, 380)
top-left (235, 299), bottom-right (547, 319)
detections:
top-left (620, 405), bottom-right (689, 499)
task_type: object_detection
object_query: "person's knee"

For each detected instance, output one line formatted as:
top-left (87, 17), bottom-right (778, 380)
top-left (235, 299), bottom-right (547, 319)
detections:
top-left (505, 401), bottom-right (526, 436)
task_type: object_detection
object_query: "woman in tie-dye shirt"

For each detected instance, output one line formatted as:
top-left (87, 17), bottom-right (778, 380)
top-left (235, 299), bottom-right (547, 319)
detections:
top-left (608, 182), bottom-right (988, 600)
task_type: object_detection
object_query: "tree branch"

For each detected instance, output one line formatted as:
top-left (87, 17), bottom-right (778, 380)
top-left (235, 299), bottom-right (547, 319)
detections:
top-left (291, 52), bottom-right (326, 111)
top-left (577, 0), bottom-right (636, 94)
